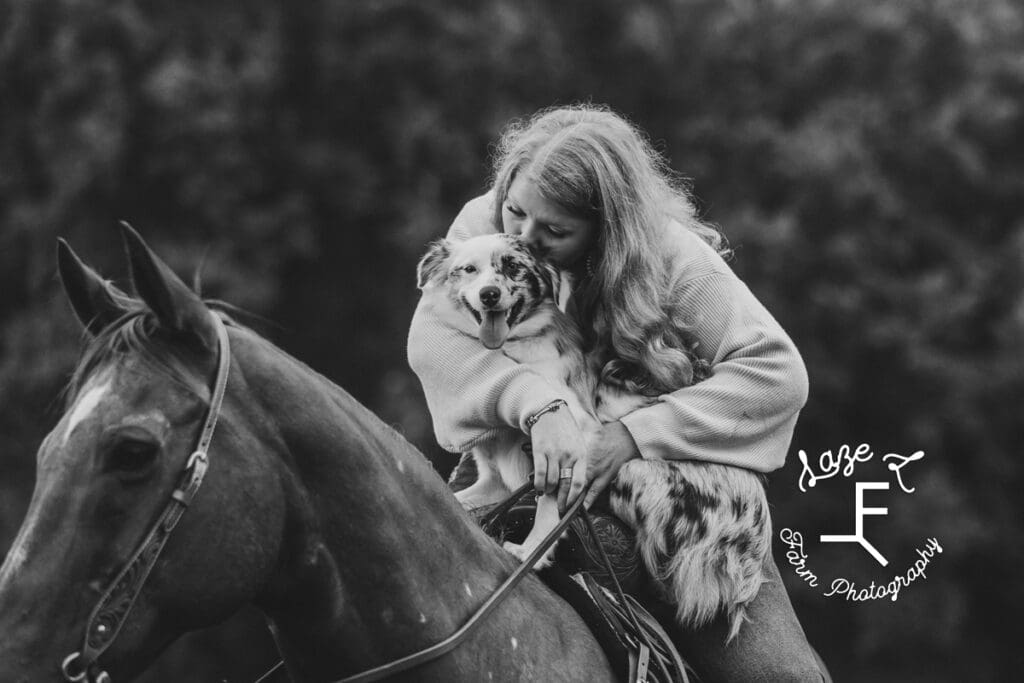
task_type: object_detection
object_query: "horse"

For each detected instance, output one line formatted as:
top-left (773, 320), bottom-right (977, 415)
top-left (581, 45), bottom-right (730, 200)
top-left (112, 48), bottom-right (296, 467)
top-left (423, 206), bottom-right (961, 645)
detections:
top-left (0, 226), bottom-right (617, 682)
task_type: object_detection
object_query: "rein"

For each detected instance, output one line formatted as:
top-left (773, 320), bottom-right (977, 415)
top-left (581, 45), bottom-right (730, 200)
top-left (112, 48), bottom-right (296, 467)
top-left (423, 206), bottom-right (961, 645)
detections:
top-left (254, 482), bottom-right (584, 683)
top-left (335, 482), bottom-right (584, 683)
top-left (54, 311), bottom-right (656, 682)
top-left (61, 312), bottom-right (231, 683)
top-left (322, 484), bottom-right (682, 683)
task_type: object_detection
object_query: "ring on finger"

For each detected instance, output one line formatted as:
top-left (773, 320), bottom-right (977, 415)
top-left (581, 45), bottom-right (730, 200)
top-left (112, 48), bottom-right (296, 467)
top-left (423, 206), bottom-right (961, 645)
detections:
top-left (559, 467), bottom-right (573, 480)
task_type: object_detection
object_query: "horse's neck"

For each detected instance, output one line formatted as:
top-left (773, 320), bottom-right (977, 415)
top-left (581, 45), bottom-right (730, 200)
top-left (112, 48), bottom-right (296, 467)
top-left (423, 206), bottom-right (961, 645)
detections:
top-left (242, 336), bottom-right (513, 678)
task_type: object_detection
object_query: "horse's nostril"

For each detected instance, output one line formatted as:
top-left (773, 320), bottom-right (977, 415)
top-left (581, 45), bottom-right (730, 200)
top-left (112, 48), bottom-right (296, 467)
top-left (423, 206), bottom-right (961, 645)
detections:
top-left (480, 286), bottom-right (500, 307)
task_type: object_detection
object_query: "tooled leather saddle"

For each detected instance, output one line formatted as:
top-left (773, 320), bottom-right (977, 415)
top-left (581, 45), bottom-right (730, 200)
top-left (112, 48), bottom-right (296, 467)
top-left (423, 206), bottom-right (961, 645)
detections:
top-left (448, 453), bottom-right (689, 683)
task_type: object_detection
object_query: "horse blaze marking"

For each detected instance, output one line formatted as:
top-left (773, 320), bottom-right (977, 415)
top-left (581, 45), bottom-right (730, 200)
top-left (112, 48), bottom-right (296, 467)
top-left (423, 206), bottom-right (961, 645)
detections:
top-left (62, 380), bottom-right (112, 446)
top-left (0, 543), bottom-right (29, 582)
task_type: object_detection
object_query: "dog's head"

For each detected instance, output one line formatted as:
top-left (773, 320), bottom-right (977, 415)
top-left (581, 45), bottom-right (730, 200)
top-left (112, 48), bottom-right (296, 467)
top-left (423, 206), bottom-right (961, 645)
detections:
top-left (417, 234), bottom-right (571, 349)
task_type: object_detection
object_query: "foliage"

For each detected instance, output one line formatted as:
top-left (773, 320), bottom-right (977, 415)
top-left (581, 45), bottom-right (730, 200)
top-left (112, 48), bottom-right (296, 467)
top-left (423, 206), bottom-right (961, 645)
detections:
top-left (1, 0), bottom-right (1020, 679)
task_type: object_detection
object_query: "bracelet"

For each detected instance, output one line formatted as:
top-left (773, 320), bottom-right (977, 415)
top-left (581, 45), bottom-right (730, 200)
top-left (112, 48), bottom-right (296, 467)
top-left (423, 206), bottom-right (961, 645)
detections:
top-left (525, 399), bottom-right (568, 431)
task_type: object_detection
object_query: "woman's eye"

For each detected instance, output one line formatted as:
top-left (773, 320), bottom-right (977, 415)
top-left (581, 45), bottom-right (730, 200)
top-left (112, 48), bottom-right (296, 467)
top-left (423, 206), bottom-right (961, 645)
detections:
top-left (506, 204), bottom-right (525, 218)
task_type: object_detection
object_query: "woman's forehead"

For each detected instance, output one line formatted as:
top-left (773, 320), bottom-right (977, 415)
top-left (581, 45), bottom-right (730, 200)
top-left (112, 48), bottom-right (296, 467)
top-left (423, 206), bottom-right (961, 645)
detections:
top-left (507, 175), bottom-right (590, 228)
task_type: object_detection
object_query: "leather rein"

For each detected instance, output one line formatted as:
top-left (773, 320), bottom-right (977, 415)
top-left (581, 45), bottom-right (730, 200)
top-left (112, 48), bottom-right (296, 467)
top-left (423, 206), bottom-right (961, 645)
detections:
top-left (332, 483), bottom-right (588, 683)
top-left (57, 313), bottom-right (642, 683)
top-left (61, 311), bottom-right (232, 683)
top-left (256, 484), bottom-right (603, 683)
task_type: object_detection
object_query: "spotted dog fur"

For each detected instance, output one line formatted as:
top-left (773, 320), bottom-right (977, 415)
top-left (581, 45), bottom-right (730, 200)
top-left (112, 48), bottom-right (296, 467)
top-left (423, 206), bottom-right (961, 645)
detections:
top-left (417, 234), bottom-right (770, 640)
top-left (610, 460), bottom-right (769, 640)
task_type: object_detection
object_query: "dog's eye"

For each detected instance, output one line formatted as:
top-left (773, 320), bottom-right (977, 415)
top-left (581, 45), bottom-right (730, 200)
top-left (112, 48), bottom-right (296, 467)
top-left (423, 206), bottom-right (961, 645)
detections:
top-left (463, 265), bottom-right (477, 274)
top-left (506, 262), bottom-right (521, 277)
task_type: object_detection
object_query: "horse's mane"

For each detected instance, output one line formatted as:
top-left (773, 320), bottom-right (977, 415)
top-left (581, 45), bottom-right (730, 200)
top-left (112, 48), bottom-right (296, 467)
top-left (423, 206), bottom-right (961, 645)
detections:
top-left (63, 302), bottom-right (236, 409)
top-left (64, 297), bottom-right (426, 469)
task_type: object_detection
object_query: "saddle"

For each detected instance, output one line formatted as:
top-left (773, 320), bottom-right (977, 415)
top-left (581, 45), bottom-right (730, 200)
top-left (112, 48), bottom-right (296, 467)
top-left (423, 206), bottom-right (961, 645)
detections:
top-left (450, 455), bottom-right (690, 683)
top-left (450, 454), bottom-right (647, 594)
top-left (469, 489), bottom-right (648, 595)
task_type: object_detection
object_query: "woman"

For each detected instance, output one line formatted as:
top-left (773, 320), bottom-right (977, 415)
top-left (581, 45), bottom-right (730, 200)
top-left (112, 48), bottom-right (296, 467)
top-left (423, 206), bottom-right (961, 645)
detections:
top-left (408, 105), bottom-right (823, 681)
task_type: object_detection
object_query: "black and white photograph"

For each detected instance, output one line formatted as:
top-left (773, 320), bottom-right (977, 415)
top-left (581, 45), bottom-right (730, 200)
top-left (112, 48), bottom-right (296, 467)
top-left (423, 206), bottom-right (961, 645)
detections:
top-left (0, 1), bottom-right (1020, 681)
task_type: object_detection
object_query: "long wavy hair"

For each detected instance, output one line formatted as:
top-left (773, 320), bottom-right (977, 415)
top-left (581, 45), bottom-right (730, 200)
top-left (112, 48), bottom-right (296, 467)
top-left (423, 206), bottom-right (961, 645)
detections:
top-left (489, 104), bottom-right (729, 393)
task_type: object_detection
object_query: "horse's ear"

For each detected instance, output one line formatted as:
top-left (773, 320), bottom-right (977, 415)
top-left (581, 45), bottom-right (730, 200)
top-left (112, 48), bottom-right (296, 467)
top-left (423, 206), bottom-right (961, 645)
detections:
top-left (120, 222), bottom-right (217, 349)
top-left (57, 239), bottom-right (130, 335)
top-left (416, 239), bottom-right (451, 289)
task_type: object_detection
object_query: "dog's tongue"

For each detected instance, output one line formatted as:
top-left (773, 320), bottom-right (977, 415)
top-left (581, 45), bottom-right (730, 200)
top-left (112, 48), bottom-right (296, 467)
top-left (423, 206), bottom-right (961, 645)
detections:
top-left (478, 310), bottom-right (510, 349)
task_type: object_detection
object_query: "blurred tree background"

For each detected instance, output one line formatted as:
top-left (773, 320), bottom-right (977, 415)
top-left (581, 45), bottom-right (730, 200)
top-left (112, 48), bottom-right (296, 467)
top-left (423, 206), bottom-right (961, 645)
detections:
top-left (1, 0), bottom-right (1021, 680)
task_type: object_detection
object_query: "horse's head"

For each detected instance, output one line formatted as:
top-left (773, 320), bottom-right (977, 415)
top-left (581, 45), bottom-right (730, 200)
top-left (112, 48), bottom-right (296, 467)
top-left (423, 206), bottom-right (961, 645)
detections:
top-left (0, 227), bottom-right (284, 682)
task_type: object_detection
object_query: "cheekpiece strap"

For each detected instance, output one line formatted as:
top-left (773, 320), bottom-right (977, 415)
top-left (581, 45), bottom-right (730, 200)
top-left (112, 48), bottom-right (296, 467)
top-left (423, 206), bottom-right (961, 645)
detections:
top-left (66, 312), bottom-right (230, 682)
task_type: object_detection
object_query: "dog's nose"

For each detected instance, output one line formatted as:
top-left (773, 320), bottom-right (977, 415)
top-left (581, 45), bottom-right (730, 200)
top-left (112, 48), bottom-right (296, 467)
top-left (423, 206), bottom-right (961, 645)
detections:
top-left (479, 286), bottom-right (501, 308)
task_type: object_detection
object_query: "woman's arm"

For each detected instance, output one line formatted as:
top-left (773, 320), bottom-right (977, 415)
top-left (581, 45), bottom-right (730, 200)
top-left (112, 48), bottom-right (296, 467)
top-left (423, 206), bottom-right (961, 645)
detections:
top-left (585, 267), bottom-right (807, 505)
top-left (407, 296), bottom-right (566, 450)
top-left (407, 195), bottom-right (589, 499)
top-left (619, 269), bottom-right (809, 472)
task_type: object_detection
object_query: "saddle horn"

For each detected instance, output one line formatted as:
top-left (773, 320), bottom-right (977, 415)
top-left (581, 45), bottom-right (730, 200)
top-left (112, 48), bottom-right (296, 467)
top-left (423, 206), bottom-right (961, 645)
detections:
top-left (57, 239), bottom-right (130, 336)
top-left (120, 222), bottom-right (218, 349)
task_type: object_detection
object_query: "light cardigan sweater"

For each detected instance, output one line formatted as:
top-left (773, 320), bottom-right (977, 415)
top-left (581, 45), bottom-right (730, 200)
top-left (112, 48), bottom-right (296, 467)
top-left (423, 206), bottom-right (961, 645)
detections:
top-left (407, 194), bottom-right (809, 473)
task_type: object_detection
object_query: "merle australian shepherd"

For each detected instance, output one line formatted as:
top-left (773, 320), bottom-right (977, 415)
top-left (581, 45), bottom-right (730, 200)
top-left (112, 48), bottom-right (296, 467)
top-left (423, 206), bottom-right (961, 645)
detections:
top-left (417, 233), bottom-right (770, 640)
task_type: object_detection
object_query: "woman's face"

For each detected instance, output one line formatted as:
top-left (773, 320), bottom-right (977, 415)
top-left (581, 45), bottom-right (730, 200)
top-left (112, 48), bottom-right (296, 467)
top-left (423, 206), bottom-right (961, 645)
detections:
top-left (501, 175), bottom-right (597, 269)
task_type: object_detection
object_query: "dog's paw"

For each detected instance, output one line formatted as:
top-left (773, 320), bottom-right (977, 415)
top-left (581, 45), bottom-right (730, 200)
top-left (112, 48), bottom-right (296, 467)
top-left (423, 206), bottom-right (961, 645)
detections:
top-left (503, 541), bottom-right (556, 569)
top-left (503, 541), bottom-right (530, 564)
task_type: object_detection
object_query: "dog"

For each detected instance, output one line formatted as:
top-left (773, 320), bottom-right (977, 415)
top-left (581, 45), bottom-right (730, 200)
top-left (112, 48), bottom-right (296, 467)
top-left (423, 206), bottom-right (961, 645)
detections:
top-left (416, 233), bottom-right (770, 640)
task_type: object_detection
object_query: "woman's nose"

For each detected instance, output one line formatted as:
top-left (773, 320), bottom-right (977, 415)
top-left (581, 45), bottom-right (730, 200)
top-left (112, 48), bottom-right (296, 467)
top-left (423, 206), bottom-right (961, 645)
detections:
top-left (520, 221), bottom-right (542, 247)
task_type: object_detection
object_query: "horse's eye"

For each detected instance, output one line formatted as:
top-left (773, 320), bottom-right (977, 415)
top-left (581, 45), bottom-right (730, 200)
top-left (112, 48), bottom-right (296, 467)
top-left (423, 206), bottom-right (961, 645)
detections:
top-left (107, 439), bottom-right (159, 478)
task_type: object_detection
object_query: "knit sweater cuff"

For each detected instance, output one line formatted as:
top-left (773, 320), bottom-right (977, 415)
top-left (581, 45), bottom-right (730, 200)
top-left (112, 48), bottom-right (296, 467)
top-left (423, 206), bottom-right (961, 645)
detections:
top-left (619, 400), bottom-right (683, 460)
top-left (494, 371), bottom-right (567, 435)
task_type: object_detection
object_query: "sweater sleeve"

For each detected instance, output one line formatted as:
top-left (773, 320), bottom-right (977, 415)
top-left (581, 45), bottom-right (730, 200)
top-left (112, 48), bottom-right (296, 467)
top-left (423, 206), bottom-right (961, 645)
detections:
top-left (407, 195), bottom-right (570, 453)
top-left (619, 269), bottom-right (809, 473)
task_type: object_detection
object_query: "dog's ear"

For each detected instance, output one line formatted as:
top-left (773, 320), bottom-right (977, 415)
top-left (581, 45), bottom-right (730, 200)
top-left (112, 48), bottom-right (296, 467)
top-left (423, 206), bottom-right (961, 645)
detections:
top-left (543, 263), bottom-right (574, 313)
top-left (554, 269), bottom-right (574, 313)
top-left (416, 239), bottom-right (451, 289)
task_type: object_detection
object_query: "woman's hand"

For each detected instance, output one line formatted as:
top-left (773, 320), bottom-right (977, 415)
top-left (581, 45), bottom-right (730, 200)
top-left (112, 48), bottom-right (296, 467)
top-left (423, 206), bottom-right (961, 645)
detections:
top-left (583, 421), bottom-right (640, 509)
top-left (529, 405), bottom-right (588, 511)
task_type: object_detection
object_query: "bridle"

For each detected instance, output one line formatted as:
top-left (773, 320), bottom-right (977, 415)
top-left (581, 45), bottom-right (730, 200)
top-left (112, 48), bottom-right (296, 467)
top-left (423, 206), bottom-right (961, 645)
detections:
top-left (56, 311), bottom-right (653, 683)
top-left (56, 307), bottom-right (563, 683)
top-left (61, 311), bottom-right (231, 683)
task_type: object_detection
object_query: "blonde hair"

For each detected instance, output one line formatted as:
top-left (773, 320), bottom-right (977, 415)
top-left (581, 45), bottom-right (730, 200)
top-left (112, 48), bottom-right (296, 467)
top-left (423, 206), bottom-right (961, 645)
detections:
top-left (489, 104), bottom-right (728, 392)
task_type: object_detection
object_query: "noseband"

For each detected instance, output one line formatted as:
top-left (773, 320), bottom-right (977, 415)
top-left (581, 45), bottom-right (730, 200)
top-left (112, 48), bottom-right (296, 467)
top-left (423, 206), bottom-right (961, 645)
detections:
top-left (61, 312), bottom-right (231, 683)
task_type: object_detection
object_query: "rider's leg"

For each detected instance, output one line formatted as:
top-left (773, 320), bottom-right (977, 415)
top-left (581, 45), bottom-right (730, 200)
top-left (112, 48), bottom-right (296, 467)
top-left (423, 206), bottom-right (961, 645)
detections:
top-left (644, 550), bottom-right (826, 683)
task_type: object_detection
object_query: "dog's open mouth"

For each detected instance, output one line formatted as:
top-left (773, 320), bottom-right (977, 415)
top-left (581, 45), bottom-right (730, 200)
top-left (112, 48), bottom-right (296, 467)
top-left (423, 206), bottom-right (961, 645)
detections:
top-left (468, 299), bottom-right (524, 350)
top-left (478, 310), bottom-right (508, 349)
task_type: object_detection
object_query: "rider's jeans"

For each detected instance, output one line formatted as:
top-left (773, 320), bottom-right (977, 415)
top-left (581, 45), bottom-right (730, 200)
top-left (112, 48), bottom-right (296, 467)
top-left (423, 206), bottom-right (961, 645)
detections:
top-left (642, 550), bottom-right (826, 683)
